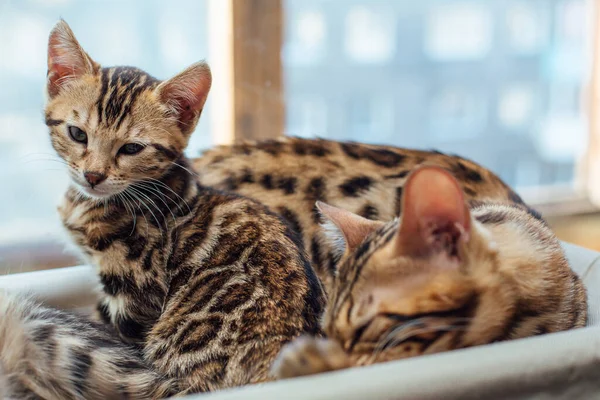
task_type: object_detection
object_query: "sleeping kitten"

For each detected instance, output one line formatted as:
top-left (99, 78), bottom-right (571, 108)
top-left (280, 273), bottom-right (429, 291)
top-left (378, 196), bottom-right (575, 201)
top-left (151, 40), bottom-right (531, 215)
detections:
top-left (272, 166), bottom-right (587, 378)
top-left (194, 138), bottom-right (534, 295)
top-left (0, 20), bottom-right (324, 398)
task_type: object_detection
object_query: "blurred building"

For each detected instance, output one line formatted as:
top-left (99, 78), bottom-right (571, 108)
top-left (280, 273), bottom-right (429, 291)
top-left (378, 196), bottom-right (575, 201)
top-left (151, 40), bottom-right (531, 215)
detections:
top-left (284, 0), bottom-right (589, 189)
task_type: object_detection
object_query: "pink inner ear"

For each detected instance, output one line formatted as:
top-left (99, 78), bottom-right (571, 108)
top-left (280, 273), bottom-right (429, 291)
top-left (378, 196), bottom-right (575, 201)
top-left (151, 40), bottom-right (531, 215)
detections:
top-left (46, 21), bottom-right (98, 98)
top-left (317, 201), bottom-right (384, 252)
top-left (397, 167), bottom-right (471, 258)
top-left (163, 85), bottom-right (206, 124)
top-left (47, 41), bottom-right (78, 96)
top-left (159, 63), bottom-right (212, 131)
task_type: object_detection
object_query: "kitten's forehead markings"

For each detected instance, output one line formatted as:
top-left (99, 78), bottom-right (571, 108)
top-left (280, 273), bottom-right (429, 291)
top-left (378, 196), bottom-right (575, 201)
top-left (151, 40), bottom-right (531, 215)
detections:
top-left (96, 66), bottom-right (159, 131)
top-left (96, 68), bottom-right (110, 126)
top-left (333, 221), bottom-right (398, 325)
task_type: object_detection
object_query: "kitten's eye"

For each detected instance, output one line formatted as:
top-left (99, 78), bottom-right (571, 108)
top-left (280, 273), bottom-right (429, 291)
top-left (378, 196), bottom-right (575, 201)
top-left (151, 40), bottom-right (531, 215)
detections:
top-left (119, 143), bottom-right (145, 155)
top-left (68, 126), bottom-right (87, 144)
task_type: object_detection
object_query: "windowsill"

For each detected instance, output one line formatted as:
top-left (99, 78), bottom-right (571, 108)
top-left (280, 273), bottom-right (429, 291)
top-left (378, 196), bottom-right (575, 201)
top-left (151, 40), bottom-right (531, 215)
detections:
top-left (0, 241), bottom-right (78, 275)
top-left (546, 212), bottom-right (600, 252)
top-left (518, 185), bottom-right (598, 217)
top-left (532, 198), bottom-right (599, 218)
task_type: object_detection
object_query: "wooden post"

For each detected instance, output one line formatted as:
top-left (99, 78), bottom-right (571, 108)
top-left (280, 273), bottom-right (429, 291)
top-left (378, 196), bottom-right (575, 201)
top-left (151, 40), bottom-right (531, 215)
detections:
top-left (208, 0), bottom-right (285, 144)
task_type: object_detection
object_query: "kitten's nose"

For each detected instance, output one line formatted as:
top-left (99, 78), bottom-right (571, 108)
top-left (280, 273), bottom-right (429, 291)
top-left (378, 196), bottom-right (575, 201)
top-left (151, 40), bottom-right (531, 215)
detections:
top-left (83, 171), bottom-right (107, 188)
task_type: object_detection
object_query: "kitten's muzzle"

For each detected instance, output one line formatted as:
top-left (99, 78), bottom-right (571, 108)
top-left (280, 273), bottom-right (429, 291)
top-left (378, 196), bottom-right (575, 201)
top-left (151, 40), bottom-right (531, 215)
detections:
top-left (84, 171), bottom-right (107, 188)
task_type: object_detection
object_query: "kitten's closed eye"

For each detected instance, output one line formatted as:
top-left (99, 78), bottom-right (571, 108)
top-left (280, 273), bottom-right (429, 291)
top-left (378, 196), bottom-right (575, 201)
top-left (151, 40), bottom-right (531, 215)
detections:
top-left (350, 313), bottom-right (469, 357)
top-left (118, 143), bottom-right (145, 155)
top-left (347, 314), bottom-right (418, 351)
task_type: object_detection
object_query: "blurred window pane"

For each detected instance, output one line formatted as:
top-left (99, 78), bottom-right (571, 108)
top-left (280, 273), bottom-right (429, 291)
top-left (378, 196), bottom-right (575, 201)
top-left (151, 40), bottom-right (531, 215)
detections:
top-left (497, 83), bottom-right (536, 129)
top-left (284, 8), bottom-right (327, 66)
top-left (287, 96), bottom-right (328, 138)
top-left (428, 86), bottom-right (487, 140)
top-left (424, 2), bottom-right (493, 61)
top-left (284, 0), bottom-right (591, 193)
top-left (505, 1), bottom-right (550, 55)
top-left (344, 5), bottom-right (396, 63)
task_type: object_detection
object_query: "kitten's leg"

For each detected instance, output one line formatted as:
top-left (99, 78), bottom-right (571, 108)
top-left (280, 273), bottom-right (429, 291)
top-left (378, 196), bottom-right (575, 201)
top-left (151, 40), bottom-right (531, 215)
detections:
top-left (271, 335), bottom-right (351, 379)
top-left (0, 291), bottom-right (176, 400)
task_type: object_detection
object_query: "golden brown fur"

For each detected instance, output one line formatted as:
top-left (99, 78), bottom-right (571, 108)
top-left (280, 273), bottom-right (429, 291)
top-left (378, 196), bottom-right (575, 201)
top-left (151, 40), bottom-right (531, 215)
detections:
top-left (194, 138), bottom-right (530, 293)
top-left (271, 167), bottom-right (587, 379)
top-left (0, 20), bottom-right (324, 399)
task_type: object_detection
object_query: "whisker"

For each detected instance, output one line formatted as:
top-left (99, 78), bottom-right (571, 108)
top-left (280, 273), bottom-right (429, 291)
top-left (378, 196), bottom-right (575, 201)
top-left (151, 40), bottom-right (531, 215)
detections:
top-left (127, 187), bottom-right (166, 246)
top-left (370, 318), bottom-right (427, 362)
top-left (139, 177), bottom-right (192, 214)
top-left (170, 161), bottom-right (197, 177)
top-left (19, 152), bottom-right (66, 160)
top-left (148, 182), bottom-right (188, 216)
top-left (389, 323), bottom-right (466, 348)
top-left (128, 186), bottom-right (168, 227)
top-left (42, 168), bottom-right (69, 173)
top-left (123, 190), bottom-right (150, 237)
top-left (117, 193), bottom-right (136, 236)
top-left (132, 180), bottom-right (183, 213)
top-left (21, 158), bottom-right (71, 167)
top-left (131, 182), bottom-right (178, 224)
top-left (369, 317), bottom-right (471, 365)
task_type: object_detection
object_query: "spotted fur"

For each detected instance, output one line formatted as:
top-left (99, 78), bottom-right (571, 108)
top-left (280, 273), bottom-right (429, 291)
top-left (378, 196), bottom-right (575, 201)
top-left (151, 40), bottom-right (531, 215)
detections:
top-left (0, 20), bottom-right (324, 399)
top-left (194, 137), bottom-right (531, 293)
top-left (271, 167), bottom-right (587, 379)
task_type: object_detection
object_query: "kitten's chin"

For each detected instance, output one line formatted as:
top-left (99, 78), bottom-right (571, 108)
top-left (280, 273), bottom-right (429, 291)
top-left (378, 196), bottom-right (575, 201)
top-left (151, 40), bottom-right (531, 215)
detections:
top-left (76, 184), bottom-right (121, 200)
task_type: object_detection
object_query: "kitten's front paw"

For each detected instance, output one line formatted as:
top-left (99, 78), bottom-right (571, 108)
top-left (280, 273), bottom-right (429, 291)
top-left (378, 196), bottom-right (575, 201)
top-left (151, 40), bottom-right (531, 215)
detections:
top-left (271, 336), bottom-right (350, 379)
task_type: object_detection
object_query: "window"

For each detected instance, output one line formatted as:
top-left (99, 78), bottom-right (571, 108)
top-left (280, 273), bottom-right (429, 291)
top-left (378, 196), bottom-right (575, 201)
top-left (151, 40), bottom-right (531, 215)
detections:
top-left (284, 8), bottom-right (327, 66)
top-left (287, 96), bottom-right (328, 138)
top-left (344, 5), bottom-right (396, 63)
top-left (497, 83), bottom-right (537, 129)
top-left (428, 86), bottom-right (487, 140)
top-left (424, 2), bottom-right (493, 62)
top-left (284, 0), bottom-right (593, 200)
top-left (505, 1), bottom-right (550, 55)
top-left (345, 96), bottom-right (395, 141)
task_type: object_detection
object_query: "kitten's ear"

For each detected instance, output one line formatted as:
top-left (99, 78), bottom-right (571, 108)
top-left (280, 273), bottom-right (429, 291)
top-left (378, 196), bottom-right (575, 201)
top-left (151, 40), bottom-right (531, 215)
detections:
top-left (47, 19), bottom-right (100, 98)
top-left (394, 166), bottom-right (471, 266)
top-left (317, 201), bottom-right (384, 256)
top-left (156, 62), bottom-right (212, 135)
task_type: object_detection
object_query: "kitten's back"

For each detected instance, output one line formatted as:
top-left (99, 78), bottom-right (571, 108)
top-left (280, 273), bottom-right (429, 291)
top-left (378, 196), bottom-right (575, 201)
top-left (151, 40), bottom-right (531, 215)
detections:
top-left (194, 137), bottom-right (524, 291)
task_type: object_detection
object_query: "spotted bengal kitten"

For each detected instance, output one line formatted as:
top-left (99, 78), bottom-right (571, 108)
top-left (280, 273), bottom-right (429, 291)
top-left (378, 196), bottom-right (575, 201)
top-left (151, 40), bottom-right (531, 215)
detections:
top-left (271, 166), bottom-right (587, 379)
top-left (0, 20), bottom-right (324, 398)
top-left (194, 137), bottom-right (532, 294)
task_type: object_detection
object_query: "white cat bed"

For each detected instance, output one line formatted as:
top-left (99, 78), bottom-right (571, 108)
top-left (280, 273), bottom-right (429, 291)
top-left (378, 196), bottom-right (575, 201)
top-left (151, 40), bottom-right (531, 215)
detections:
top-left (1, 242), bottom-right (599, 400)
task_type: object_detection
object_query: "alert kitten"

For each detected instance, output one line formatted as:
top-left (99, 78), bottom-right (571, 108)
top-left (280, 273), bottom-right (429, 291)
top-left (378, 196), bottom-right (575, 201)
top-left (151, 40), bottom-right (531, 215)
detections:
top-left (0, 20), bottom-right (324, 399)
top-left (272, 166), bottom-right (587, 378)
